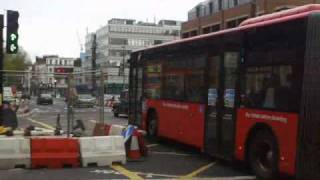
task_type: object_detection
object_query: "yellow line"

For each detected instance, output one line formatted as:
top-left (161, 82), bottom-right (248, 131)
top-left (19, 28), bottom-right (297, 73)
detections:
top-left (179, 162), bottom-right (216, 179)
top-left (134, 171), bottom-right (180, 178)
top-left (27, 118), bottom-right (55, 130)
top-left (111, 164), bottom-right (144, 180)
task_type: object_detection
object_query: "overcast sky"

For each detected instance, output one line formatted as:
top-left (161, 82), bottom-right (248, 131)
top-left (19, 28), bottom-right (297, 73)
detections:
top-left (1, 0), bottom-right (200, 61)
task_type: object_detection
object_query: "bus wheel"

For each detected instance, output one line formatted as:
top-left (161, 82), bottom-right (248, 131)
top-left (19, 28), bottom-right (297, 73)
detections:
top-left (248, 130), bottom-right (279, 180)
top-left (147, 112), bottom-right (158, 137)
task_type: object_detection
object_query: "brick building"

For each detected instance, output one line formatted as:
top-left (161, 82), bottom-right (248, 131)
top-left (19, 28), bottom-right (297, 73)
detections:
top-left (182, 0), bottom-right (320, 38)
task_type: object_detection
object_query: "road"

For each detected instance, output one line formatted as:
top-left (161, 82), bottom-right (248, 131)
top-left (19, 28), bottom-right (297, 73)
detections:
top-left (0, 97), bottom-right (259, 180)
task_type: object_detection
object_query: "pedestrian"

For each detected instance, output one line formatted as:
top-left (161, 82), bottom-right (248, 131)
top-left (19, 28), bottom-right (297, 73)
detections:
top-left (1, 101), bottom-right (18, 130)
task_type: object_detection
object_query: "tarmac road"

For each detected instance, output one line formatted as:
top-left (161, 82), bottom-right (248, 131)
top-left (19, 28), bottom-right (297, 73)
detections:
top-left (0, 97), bottom-right (263, 180)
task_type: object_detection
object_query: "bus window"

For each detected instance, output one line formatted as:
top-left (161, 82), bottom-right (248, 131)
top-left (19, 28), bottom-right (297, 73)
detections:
top-left (144, 63), bottom-right (162, 99)
top-left (242, 65), bottom-right (301, 112)
top-left (185, 55), bottom-right (206, 103)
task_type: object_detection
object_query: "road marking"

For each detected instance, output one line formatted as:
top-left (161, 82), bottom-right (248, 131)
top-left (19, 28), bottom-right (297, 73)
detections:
top-left (146, 143), bottom-right (158, 148)
top-left (134, 172), bottom-right (180, 178)
top-left (110, 164), bottom-right (143, 180)
top-left (180, 162), bottom-right (216, 179)
top-left (201, 176), bottom-right (256, 180)
top-left (151, 151), bottom-right (194, 157)
top-left (27, 118), bottom-right (55, 130)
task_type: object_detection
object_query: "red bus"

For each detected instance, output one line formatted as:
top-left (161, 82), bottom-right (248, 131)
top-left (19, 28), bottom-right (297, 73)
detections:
top-left (129, 5), bottom-right (320, 179)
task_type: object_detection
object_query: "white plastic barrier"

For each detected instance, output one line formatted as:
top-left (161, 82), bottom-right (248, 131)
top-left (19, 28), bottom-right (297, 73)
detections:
top-left (109, 125), bottom-right (125, 136)
top-left (0, 137), bottom-right (31, 169)
top-left (79, 136), bottom-right (126, 167)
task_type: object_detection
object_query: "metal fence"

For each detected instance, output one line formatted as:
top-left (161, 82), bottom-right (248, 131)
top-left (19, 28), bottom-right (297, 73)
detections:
top-left (1, 69), bottom-right (128, 136)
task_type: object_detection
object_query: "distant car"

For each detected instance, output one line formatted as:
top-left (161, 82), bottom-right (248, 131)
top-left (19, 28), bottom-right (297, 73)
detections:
top-left (74, 94), bottom-right (96, 108)
top-left (112, 89), bottom-right (128, 117)
top-left (37, 93), bottom-right (53, 105)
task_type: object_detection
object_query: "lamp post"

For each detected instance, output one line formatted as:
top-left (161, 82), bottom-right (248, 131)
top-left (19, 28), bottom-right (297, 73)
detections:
top-left (54, 79), bottom-right (57, 97)
top-left (121, 45), bottom-right (126, 90)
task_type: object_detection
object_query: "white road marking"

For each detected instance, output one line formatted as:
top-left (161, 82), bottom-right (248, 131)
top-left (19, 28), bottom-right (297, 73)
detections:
top-left (147, 143), bottom-right (159, 148)
top-left (135, 172), bottom-right (180, 178)
top-left (151, 151), bottom-right (195, 156)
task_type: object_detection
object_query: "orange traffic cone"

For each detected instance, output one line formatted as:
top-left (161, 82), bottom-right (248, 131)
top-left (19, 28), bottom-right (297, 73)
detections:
top-left (127, 130), bottom-right (142, 161)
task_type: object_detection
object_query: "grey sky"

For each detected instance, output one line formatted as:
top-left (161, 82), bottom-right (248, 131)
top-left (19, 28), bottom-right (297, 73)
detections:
top-left (1, 0), bottom-right (200, 60)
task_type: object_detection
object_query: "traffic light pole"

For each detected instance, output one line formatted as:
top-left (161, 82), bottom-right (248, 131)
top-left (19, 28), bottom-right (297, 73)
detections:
top-left (0, 14), bottom-right (3, 108)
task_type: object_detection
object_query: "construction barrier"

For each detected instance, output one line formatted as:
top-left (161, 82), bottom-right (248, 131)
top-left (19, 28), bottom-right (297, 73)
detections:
top-left (108, 124), bottom-right (125, 136)
top-left (79, 136), bottom-right (126, 167)
top-left (31, 137), bottom-right (80, 169)
top-left (92, 123), bottom-right (124, 136)
top-left (92, 123), bottom-right (109, 136)
top-left (0, 137), bottom-right (31, 169)
top-left (126, 130), bottom-right (141, 161)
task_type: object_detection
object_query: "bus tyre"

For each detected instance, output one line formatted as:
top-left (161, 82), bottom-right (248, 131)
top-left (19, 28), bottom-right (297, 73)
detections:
top-left (147, 112), bottom-right (158, 137)
top-left (248, 130), bottom-right (279, 180)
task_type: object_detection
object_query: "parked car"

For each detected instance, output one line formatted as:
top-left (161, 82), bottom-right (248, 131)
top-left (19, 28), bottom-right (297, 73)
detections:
top-left (112, 89), bottom-right (128, 117)
top-left (37, 93), bottom-right (53, 105)
top-left (74, 94), bottom-right (96, 108)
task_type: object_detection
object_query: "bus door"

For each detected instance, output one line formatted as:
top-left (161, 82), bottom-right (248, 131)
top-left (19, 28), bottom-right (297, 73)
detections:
top-left (206, 52), bottom-right (239, 158)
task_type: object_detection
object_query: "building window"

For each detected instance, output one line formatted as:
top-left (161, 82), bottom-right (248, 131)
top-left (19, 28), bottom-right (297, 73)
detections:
top-left (211, 24), bottom-right (220, 32)
top-left (196, 6), bottom-right (201, 17)
top-left (154, 40), bottom-right (163, 45)
top-left (190, 30), bottom-right (198, 37)
top-left (227, 20), bottom-right (237, 28)
top-left (202, 27), bottom-right (211, 34)
top-left (182, 32), bottom-right (189, 38)
top-left (237, 17), bottom-right (248, 26)
top-left (209, 2), bottom-right (213, 14)
top-left (109, 38), bottom-right (128, 45)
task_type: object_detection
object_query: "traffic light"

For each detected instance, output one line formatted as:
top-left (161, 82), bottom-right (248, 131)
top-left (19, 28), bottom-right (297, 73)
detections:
top-left (6, 10), bottom-right (19, 54)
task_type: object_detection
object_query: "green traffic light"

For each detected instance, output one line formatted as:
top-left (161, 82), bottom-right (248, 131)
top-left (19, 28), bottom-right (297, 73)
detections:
top-left (6, 10), bottom-right (19, 54)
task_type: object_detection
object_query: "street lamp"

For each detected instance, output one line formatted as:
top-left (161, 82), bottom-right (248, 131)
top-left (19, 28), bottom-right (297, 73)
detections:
top-left (54, 79), bottom-right (57, 97)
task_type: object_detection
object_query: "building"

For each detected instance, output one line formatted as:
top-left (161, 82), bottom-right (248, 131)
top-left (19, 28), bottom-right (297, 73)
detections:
top-left (182, 0), bottom-right (320, 38)
top-left (84, 18), bottom-right (181, 94)
top-left (34, 55), bottom-right (77, 97)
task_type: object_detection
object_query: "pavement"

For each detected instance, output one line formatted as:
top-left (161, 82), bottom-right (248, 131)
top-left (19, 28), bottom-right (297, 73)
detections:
top-left (0, 97), bottom-right (262, 180)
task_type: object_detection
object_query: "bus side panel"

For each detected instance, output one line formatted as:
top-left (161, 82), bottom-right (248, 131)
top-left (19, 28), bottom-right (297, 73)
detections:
top-left (234, 108), bottom-right (298, 175)
top-left (146, 99), bottom-right (205, 150)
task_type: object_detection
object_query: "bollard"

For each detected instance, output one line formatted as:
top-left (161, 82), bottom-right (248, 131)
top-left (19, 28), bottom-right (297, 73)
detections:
top-left (54, 114), bottom-right (62, 136)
